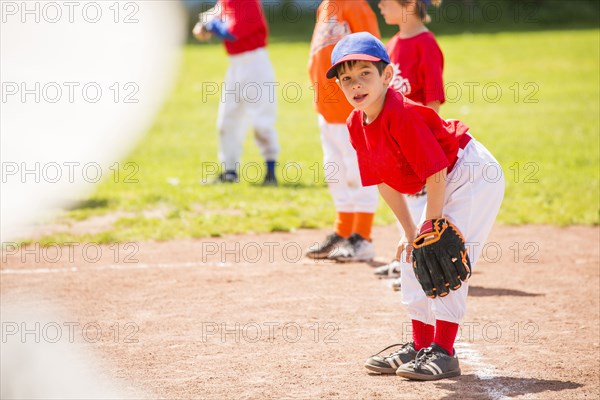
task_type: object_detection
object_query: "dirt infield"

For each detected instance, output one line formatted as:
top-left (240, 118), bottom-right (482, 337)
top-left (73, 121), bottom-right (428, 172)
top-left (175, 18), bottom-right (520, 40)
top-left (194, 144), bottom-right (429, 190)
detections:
top-left (1, 224), bottom-right (599, 399)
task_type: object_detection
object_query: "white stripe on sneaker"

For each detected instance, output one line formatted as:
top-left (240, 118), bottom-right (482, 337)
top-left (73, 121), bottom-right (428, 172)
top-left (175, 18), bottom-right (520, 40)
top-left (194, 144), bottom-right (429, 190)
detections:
top-left (430, 362), bottom-right (443, 375)
top-left (389, 356), bottom-right (399, 369)
top-left (424, 364), bottom-right (439, 375)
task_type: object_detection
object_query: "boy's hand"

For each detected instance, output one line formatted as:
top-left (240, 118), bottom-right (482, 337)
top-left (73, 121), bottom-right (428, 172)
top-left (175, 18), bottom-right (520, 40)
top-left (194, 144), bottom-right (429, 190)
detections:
top-left (396, 232), bottom-right (417, 263)
top-left (411, 218), bottom-right (471, 298)
top-left (192, 22), bottom-right (212, 42)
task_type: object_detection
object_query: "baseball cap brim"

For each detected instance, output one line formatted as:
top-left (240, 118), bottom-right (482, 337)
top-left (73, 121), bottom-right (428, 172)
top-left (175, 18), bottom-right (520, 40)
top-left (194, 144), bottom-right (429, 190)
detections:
top-left (325, 54), bottom-right (383, 79)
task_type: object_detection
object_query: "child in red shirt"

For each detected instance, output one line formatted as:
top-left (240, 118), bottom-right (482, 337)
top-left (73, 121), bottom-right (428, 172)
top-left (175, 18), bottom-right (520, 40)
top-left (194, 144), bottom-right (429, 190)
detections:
top-left (193, 0), bottom-right (279, 185)
top-left (326, 32), bottom-right (504, 380)
top-left (380, 0), bottom-right (444, 110)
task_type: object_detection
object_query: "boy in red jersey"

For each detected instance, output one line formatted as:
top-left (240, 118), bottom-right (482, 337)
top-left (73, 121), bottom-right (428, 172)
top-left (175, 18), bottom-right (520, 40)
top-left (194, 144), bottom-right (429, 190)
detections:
top-left (326, 32), bottom-right (504, 380)
top-left (193, 0), bottom-right (279, 185)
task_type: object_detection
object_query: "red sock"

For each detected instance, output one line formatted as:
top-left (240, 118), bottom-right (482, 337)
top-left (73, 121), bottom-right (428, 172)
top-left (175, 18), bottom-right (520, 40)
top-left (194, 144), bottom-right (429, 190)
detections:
top-left (434, 320), bottom-right (459, 355)
top-left (412, 320), bottom-right (435, 350)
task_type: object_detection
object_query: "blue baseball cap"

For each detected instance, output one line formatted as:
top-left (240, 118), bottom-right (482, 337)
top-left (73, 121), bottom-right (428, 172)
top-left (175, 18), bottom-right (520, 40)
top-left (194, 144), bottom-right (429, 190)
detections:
top-left (326, 32), bottom-right (390, 79)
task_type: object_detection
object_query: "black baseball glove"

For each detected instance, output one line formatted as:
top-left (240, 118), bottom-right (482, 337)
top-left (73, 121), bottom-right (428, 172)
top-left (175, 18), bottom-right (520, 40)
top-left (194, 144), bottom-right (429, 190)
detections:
top-left (412, 218), bottom-right (471, 298)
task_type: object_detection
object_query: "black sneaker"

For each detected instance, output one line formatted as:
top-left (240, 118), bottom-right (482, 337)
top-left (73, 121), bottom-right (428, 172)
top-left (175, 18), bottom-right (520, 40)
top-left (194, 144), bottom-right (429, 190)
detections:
top-left (210, 171), bottom-right (238, 184)
top-left (305, 233), bottom-right (347, 259)
top-left (396, 343), bottom-right (461, 381)
top-left (262, 172), bottom-right (278, 186)
top-left (364, 342), bottom-right (417, 374)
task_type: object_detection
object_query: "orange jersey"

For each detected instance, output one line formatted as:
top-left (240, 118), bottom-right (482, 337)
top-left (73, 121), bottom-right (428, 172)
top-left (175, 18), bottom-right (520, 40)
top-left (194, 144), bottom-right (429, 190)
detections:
top-left (308, 1), bottom-right (380, 123)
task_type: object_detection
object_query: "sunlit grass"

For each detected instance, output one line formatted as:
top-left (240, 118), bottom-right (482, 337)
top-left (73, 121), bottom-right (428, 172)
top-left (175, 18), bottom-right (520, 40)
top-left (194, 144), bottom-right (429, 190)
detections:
top-left (39, 29), bottom-right (599, 243)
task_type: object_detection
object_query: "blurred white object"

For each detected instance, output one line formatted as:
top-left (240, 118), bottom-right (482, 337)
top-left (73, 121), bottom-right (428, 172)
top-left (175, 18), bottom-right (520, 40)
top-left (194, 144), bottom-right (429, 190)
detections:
top-left (0, 0), bottom-right (186, 241)
top-left (1, 302), bottom-right (141, 399)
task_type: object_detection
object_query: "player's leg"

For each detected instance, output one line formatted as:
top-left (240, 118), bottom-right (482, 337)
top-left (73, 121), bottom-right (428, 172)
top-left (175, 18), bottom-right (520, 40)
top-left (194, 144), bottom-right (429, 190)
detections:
top-left (327, 125), bottom-right (378, 262)
top-left (396, 138), bottom-right (505, 381)
top-left (215, 61), bottom-right (249, 183)
top-left (244, 48), bottom-right (280, 186)
top-left (305, 117), bottom-right (352, 259)
top-left (430, 139), bottom-right (505, 330)
top-left (365, 252), bottom-right (435, 373)
top-left (365, 171), bottom-right (434, 374)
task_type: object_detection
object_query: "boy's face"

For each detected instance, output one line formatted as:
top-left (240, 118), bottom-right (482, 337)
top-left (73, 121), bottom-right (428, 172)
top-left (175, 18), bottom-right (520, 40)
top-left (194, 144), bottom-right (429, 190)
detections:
top-left (337, 61), bottom-right (393, 118)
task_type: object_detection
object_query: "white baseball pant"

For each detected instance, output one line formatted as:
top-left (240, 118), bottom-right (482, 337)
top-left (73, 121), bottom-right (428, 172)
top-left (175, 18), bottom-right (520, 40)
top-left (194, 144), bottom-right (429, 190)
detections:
top-left (400, 138), bottom-right (505, 325)
top-left (217, 47), bottom-right (280, 172)
top-left (318, 115), bottom-right (379, 213)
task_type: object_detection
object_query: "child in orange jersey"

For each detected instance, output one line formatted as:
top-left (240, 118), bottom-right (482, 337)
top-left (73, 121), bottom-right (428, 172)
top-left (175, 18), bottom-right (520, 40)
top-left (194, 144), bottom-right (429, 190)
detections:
top-left (305, 0), bottom-right (382, 262)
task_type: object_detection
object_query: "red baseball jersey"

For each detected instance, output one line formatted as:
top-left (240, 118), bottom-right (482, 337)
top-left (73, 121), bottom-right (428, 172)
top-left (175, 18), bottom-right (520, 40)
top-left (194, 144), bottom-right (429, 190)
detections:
top-left (386, 31), bottom-right (445, 106)
top-left (347, 88), bottom-right (469, 195)
top-left (219, 0), bottom-right (268, 55)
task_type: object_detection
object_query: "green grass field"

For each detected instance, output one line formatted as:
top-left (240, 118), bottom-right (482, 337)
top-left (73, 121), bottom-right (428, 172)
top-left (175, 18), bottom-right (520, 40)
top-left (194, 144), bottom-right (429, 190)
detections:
top-left (39, 28), bottom-right (599, 244)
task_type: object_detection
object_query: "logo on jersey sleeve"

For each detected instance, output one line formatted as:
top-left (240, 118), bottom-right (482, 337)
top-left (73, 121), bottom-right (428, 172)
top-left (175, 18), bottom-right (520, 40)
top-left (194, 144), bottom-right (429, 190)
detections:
top-left (310, 16), bottom-right (351, 56)
top-left (389, 63), bottom-right (411, 95)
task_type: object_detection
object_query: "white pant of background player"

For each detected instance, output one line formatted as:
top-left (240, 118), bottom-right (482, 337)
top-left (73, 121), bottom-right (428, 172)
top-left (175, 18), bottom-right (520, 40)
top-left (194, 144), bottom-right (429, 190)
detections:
top-left (400, 137), bottom-right (505, 325)
top-left (318, 115), bottom-right (379, 213)
top-left (217, 47), bottom-right (280, 172)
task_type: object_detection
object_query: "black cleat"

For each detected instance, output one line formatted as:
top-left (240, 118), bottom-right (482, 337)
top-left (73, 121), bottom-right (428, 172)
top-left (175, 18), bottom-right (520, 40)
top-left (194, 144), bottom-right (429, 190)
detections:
top-left (211, 171), bottom-right (238, 184)
top-left (262, 172), bottom-right (278, 186)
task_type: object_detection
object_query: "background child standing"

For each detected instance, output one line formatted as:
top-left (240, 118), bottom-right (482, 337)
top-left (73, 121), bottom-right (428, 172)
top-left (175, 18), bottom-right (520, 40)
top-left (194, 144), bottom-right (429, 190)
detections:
top-left (305, 0), bottom-right (382, 262)
top-left (193, 0), bottom-right (279, 185)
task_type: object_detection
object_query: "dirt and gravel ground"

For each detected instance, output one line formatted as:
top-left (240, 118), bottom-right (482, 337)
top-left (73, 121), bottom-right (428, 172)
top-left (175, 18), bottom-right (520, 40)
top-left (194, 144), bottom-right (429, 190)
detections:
top-left (1, 224), bottom-right (599, 399)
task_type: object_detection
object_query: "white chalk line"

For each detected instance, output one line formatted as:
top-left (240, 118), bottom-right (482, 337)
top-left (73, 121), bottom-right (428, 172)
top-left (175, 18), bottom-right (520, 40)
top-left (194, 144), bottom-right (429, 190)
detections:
top-left (456, 341), bottom-right (516, 400)
top-left (0, 257), bottom-right (331, 275)
top-left (0, 261), bottom-right (244, 275)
